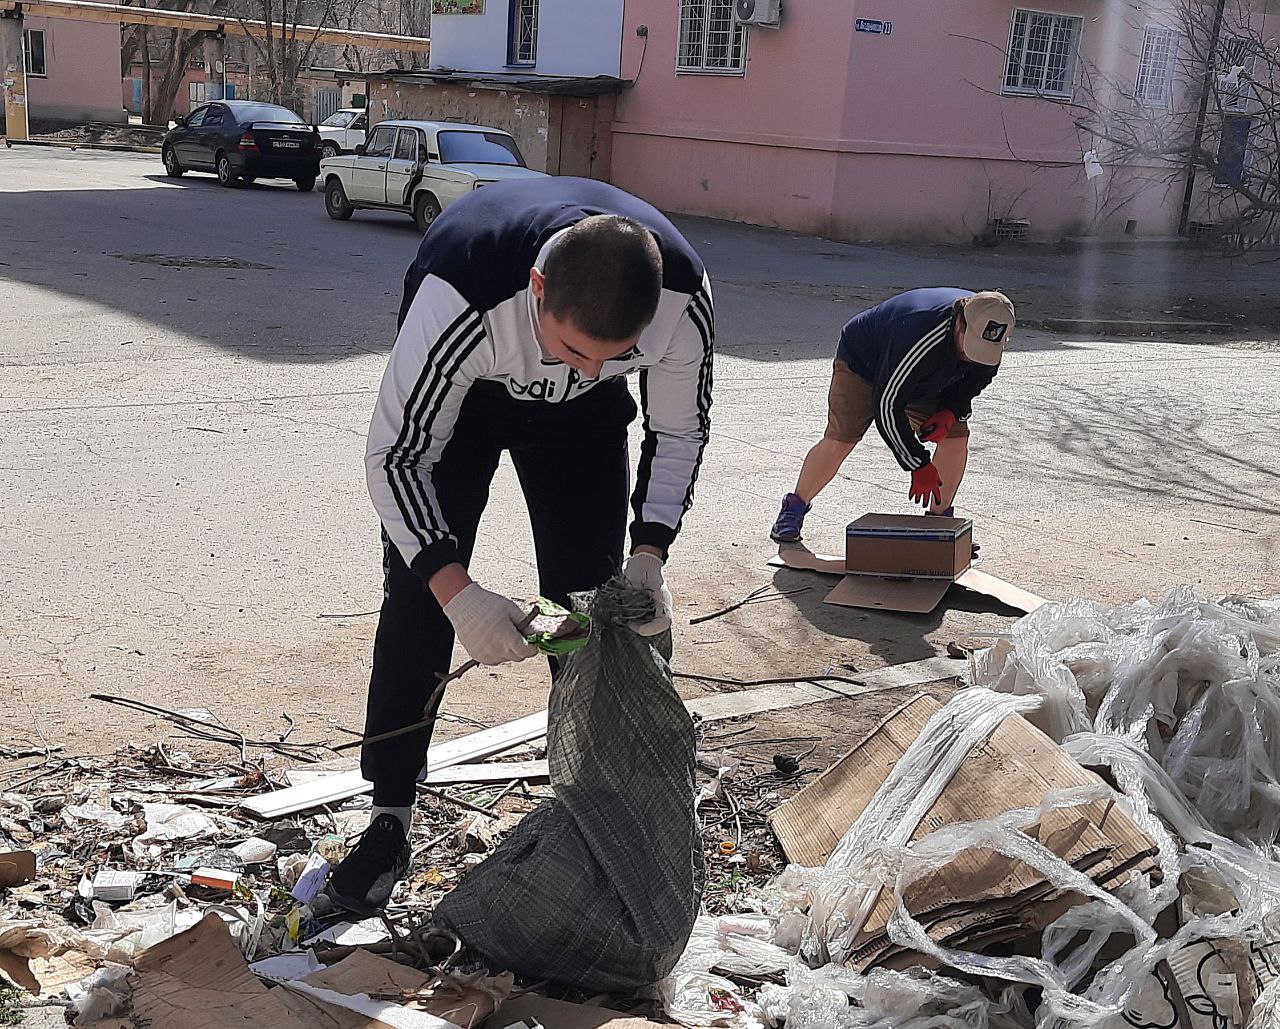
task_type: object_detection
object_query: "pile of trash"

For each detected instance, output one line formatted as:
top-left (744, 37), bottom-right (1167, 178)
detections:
top-left (2, 587), bottom-right (1278, 1028)
top-left (657, 589), bottom-right (1280, 1027)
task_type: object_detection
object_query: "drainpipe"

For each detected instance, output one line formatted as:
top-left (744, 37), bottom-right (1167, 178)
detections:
top-left (1178, 0), bottom-right (1229, 234)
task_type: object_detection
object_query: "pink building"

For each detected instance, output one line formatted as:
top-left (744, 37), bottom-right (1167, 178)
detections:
top-left (611, 1), bottom-right (1189, 241)
top-left (17, 14), bottom-right (122, 124)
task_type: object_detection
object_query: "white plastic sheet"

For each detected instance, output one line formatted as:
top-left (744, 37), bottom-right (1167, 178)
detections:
top-left (973, 589), bottom-right (1280, 856)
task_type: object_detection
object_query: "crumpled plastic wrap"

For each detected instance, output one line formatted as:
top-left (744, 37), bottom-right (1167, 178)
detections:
top-left (972, 589), bottom-right (1280, 855)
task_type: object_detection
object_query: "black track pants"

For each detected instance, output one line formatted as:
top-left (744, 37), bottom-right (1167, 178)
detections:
top-left (361, 378), bottom-right (636, 805)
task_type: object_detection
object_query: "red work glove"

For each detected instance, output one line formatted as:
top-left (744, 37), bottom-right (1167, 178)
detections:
top-left (918, 409), bottom-right (957, 443)
top-left (909, 463), bottom-right (943, 509)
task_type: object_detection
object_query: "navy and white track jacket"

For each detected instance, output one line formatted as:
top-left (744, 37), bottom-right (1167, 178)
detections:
top-left (366, 177), bottom-right (715, 583)
top-left (837, 287), bottom-right (998, 471)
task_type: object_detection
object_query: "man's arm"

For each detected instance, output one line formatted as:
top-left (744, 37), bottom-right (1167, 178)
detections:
top-left (872, 320), bottom-right (950, 471)
top-left (629, 282), bottom-right (715, 558)
top-left (365, 274), bottom-right (491, 589)
top-left (938, 364), bottom-right (999, 422)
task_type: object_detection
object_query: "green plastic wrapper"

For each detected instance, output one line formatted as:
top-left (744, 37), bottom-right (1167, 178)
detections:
top-left (524, 597), bottom-right (591, 657)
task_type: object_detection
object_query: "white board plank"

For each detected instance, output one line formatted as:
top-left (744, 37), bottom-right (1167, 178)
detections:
top-left (685, 655), bottom-right (964, 722)
top-left (285, 759), bottom-right (550, 789)
top-left (247, 658), bottom-right (964, 819)
top-left (242, 712), bottom-right (548, 818)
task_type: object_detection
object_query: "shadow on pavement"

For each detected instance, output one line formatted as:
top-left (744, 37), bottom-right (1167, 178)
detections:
top-left (0, 183), bottom-right (423, 365)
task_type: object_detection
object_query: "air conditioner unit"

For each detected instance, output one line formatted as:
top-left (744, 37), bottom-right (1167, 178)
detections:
top-left (734, 0), bottom-right (781, 28)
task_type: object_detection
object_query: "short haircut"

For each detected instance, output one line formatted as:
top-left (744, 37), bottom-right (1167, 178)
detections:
top-left (542, 215), bottom-right (664, 342)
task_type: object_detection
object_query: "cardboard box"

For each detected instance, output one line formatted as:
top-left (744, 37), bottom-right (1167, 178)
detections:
top-left (770, 514), bottom-right (1047, 615)
top-left (92, 868), bottom-right (142, 902)
top-left (845, 513), bottom-right (972, 580)
top-left (828, 513), bottom-right (971, 613)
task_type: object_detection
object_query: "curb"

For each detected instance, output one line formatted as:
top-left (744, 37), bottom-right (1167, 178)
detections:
top-left (1026, 318), bottom-right (1235, 336)
top-left (4, 137), bottom-right (162, 155)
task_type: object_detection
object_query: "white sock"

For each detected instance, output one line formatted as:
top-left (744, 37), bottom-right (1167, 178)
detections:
top-left (371, 805), bottom-right (412, 833)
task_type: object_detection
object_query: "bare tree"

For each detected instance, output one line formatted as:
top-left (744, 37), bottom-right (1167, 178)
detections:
top-left (1061, 0), bottom-right (1280, 249)
top-left (229, 0), bottom-right (344, 111)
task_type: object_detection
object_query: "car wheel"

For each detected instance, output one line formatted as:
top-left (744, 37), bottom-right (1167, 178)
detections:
top-left (321, 142), bottom-right (339, 160)
top-left (325, 178), bottom-right (354, 221)
top-left (162, 146), bottom-right (184, 178)
top-left (216, 151), bottom-right (238, 188)
top-left (295, 177), bottom-right (317, 193)
top-left (414, 193), bottom-right (442, 234)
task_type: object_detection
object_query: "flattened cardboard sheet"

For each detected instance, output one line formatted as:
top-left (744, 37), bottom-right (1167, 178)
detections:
top-left (824, 573), bottom-right (951, 613)
top-left (132, 913), bottom-right (312, 1029)
top-left (768, 695), bottom-right (1156, 970)
top-left (956, 567), bottom-right (1047, 614)
top-left (769, 545), bottom-right (845, 575)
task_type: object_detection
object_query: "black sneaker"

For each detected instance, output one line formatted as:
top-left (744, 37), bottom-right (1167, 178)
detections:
top-left (325, 813), bottom-right (410, 916)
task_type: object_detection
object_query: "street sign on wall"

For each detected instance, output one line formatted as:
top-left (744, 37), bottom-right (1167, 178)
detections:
top-left (855, 18), bottom-right (892, 34)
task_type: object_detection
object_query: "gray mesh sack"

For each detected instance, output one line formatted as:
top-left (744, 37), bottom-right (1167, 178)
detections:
top-left (433, 578), bottom-right (706, 992)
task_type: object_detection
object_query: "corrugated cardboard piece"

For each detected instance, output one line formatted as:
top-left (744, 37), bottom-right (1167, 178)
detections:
top-left (769, 695), bottom-right (1157, 971)
top-left (131, 913), bottom-right (313, 1029)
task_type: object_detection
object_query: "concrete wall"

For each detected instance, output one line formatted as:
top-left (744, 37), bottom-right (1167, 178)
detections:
top-left (368, 77), bottom-right (613, 178)
top-left (430, 0), bottom-right (622, 77)
top-left (24, 15), bottom-right (123, 124)
top-left (613, 0), bottom-right (1186, 241)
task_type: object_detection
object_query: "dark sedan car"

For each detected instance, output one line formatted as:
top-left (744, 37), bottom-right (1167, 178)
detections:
top-left (161, 100), bottom-right (322, 191)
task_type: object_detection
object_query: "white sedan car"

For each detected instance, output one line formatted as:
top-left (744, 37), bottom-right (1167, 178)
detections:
top-left (320, 120), bottom-right (548, 232)
top-left (317, 108), bottom-right (368, 159)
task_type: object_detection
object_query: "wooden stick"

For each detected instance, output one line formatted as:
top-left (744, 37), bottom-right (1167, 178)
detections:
top-left (688, 585), bottom-right (811, 625)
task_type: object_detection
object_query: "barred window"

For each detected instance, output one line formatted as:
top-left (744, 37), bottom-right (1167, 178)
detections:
top-left (678, 0), bottom-right (747, 74)
top-left (508, 0), bottom-right (538, 66)
top-left (1003, 9), bottom-right (1082, 98)
top-left (1135, 25), bottom-right (1177, 106)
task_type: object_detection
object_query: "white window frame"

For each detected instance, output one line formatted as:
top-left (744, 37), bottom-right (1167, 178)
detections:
top-left (1135, 24), bottom-right (1177, 108)
top-left (1002, 8), bottom-right (1082, 99)
top-left (23, 28), bottom-right (47, 78)
top-left (189, 80), bottom-right (209, 105)
top-left (677, 0), bottom-right (748, 76)
top-left (509, 0), bottom-right (538, 66)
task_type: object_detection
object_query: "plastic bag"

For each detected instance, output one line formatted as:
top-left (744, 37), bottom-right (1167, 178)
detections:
top-left (434, 577), bottom-right (704, 992)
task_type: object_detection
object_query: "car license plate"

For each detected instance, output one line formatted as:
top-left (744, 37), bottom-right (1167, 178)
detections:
top-left (275, 140), bottom-right (301, 149)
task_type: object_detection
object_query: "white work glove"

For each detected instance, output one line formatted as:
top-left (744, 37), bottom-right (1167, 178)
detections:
top-left (442, 583), bottom-right (537, 666)
top-left (623, 552), bottom-right (673, 636)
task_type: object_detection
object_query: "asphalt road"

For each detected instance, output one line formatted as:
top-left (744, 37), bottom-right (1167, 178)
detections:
top-left (1, 147), bottom-right (1277, 758)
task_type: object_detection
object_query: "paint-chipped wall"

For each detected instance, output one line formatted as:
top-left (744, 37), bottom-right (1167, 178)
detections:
top-left (369, 79), bottom-right (613, 179)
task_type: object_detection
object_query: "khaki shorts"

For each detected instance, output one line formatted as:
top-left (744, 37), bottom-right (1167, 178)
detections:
top-left (825, 359), bottom-right (971, 444)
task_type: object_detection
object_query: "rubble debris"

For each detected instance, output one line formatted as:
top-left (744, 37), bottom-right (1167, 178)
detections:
top-left (481, 994), bottom-right (669, 1027)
